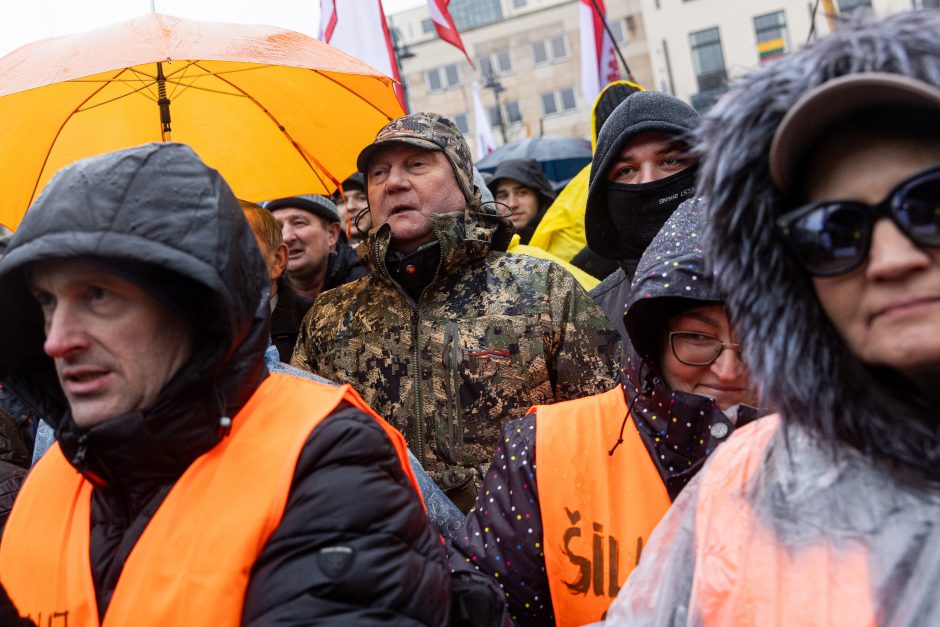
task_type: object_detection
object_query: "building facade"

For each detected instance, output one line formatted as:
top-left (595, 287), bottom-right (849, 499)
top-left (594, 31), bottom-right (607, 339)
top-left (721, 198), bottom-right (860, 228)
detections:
top-left (639, 0), bottom-right (939, 111)
top-left (389, 0), bottom-right (653, 159)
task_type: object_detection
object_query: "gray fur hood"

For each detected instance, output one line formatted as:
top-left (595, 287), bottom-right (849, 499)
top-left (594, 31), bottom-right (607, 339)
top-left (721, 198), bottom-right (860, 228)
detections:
top-left (695, 11), bottom-right (940, 483)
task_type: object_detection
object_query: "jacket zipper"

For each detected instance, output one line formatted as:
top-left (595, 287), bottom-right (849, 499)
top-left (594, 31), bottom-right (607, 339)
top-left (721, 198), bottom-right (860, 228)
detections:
top-left (372, 228), bottom-right (444, 465)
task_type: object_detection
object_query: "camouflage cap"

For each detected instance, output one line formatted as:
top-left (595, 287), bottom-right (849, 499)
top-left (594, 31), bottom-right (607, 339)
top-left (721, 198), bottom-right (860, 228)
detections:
top-left (357, 112), bottom-right (479, 204)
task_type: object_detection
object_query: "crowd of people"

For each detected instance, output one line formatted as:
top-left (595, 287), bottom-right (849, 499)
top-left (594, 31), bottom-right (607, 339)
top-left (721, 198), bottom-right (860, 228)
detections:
top-left (0, 9), bottom-right (939, 627)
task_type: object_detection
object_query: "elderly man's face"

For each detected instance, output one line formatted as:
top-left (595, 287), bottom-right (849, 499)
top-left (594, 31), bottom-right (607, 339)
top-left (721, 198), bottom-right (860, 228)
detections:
top-left (366, 144), bottom-right (466, 252)
top-left (807, 131), bottom-right (940, 388)
top-left (272, 207), bottom-right (340, 279)
top-left (30, 259), bottom-right (194, 428)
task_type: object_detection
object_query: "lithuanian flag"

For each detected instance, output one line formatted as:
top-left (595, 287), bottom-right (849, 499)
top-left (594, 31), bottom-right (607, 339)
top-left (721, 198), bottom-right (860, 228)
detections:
top-left (758, 37), bottom-right (786, 61)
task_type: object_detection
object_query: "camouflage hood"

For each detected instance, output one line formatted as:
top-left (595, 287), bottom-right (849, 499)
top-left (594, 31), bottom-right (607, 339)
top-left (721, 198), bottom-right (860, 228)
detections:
top-left (361, 203), bottom-right (515, 283)
top-left (696, 11), bottom-right (940, 483)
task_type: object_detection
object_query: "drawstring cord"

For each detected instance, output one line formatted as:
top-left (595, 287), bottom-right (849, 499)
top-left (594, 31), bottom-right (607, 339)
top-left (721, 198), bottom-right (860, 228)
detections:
top-left (609, 367), bottom-right (654, 456)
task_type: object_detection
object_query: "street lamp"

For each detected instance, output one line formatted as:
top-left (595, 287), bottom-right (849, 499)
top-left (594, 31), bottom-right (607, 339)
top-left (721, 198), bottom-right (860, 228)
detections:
top-left (390, 26), bottom-right (415, 113)
top-left (482, 67), bottom-right (507, 144)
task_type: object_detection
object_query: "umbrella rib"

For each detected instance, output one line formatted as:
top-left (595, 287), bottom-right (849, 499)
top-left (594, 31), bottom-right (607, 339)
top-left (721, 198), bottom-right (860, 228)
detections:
top-left (311, 69), bottom-right (401, 119)
top-left (28, 67), bottom-right (131, 205)
top-left (188, 60), bottom-right (334, 192)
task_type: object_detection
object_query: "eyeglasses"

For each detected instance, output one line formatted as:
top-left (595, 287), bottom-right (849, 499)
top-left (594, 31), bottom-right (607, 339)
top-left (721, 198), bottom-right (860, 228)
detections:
top-left (776, 165), bottom-right (940, 277)
top-left (669, 331), bottom-right (741, 366)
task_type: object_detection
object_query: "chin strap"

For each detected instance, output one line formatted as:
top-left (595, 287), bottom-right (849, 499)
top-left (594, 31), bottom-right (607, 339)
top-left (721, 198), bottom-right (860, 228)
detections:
top-left (609, 366), bottom-right (654, 456)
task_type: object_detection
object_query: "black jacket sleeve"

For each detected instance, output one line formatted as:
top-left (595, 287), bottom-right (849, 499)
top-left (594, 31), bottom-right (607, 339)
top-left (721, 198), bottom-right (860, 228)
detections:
top-left (0, 460), bottom-right (25, 538)
top-left (447, 413), bottom-right (554, 627)
top-left (242, 403), bottom-right (450, 626)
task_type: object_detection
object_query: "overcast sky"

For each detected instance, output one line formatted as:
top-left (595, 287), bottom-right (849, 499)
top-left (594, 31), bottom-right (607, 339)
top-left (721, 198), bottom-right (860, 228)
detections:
top-left (0, 0), bottom-right (426, 57)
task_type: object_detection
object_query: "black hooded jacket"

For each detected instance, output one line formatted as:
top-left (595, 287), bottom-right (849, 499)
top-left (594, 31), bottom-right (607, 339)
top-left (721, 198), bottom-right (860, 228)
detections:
top-left (0, 143), bottom-right (449, 625)
top-left (487, 159), bottom-right (556, 245)
top-left (448, 199), bottom-right (759, 626)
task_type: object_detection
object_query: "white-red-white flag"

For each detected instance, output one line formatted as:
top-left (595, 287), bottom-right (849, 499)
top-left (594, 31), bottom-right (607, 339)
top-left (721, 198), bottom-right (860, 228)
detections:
top-left (319, 0), bottom-right (408, 112)
top-left (579, 0), bottom-right (622, 103)
top-left (471, 82), bottom-right (497, 156)
top-left (427, 0), bottom-right (474, 67)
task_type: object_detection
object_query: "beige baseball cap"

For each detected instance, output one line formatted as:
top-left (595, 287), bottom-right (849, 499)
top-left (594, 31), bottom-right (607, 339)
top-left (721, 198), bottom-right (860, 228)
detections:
top-left (769, 73), bottom-right (940, 193)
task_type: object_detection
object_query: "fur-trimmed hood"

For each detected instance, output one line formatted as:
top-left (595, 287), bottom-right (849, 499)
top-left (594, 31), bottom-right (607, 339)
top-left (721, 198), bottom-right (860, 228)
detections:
top-left (696, 11), bottom-right (940, 482)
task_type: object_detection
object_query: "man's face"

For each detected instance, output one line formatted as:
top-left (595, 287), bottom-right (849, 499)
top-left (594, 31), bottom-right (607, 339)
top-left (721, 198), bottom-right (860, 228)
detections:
top-left (806, 131), bottom-right (940, 388)
top-left (366, 144), bottom-right (466, 252)
top-left (272, 207), bottom-right (340, 278)
top-left (606, 131), bottom-right (696, 185)
top-left (495, 179), bottom-right (540, 230)
top-left (337, 188), bottom-right (371, 234)
top-left (29, 259), bottom-right (194, 428)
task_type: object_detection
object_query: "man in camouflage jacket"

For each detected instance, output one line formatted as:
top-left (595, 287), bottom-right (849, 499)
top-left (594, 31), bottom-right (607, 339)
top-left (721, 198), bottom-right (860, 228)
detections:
top-left (292, 112), bottom-right (622, 510)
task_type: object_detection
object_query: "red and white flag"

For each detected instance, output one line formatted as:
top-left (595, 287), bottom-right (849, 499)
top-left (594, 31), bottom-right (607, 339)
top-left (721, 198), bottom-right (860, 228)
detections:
top-left (471, 82), bottom-right (497, 156)
top-left (579, 0), bottom-right (621, 103)
top-left (319, 0), bottom-right (408, 112)
top-left (427, 0), bottom-right (474, 67)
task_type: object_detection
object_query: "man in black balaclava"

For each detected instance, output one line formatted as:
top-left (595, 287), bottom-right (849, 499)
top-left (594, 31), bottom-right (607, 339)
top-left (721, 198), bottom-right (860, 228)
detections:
top-left (585, 91), bottom-right (700, 339)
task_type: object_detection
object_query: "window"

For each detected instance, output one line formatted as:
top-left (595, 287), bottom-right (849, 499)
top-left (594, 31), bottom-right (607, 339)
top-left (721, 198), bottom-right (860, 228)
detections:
top-left (505, 100), bottom-right (523, 124)
top-left (754, 11), bottom-right (789, 62)
top-left (608, 18), bottom-right (631, 45)
top-left (513, 0), bottom-right (527, 7)
top-left (488, 105), bottom-right (502, 127)
top-left (913, 0), bottom-right (939, 6)
top-left (689, 27), bottom-right (727, 92)
top-left (421, 19), bottom-right (434, 34)
top-left (478, 49), bottom-right (513, 77)
top-left (449, 0), bottom-right (503, 30)
top-left (532, 35), bottom-right (570, 66)
top-left (837, 0), bottom-right (872, 12)
top-left (540, 88), bottom-right (578, 117)
top-left (425, 63), bottom-right (460, 93)
top-left (452, 113), bottom-right (470, 134)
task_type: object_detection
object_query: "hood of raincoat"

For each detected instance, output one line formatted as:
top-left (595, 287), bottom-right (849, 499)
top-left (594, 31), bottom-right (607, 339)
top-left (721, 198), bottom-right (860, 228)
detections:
top-left (486, 158), bottom-right (556, 209)
top-left (619, 198), bottom-right (757, 497)
top-left (0, 142), bottom-right (270, 487)
top-left (695, 11), bottom-right (940, 484)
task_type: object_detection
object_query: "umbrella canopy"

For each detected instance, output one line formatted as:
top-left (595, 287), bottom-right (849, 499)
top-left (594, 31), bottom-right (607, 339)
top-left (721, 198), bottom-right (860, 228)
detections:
top-left (475, 136), bottom-right (592, 192)
top-left (0, 13), bottom-right (404, 230)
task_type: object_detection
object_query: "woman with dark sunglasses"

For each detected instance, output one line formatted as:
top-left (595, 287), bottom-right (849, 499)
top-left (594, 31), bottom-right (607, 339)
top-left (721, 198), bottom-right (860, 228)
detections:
top-left (605, 11), bottom-right (940, 626)
top-left (447, 200), bottom-right (761, 627)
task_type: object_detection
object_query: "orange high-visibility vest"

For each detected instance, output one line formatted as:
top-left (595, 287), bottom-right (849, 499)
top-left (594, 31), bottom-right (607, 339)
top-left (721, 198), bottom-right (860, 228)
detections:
top-left (690, 415), bottom-right (876, 626)
top-left (535, 386), bottom-right (671, 627)
top-left (0, 373), bottom-right (420, 627)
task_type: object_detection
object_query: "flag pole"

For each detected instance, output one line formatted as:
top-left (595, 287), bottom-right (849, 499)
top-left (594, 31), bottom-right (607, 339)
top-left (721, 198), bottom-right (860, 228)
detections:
top-left (588, 0), bottom-right (634, 82)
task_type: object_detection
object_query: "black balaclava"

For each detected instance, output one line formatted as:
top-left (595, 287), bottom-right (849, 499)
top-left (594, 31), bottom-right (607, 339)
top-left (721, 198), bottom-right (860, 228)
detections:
top-left (585, 91), bottom-right (701, 277)
top-left (605, 164), bottom-right (698, 273)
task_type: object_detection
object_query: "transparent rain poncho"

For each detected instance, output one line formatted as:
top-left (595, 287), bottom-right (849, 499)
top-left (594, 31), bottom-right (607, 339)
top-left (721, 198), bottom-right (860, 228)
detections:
top-left (604, 415), bottom-right (940, 626)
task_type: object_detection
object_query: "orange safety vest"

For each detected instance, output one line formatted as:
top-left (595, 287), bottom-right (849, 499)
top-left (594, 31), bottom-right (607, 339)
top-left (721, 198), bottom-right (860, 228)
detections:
top-left (0, 373), bottom-right (420, 627)
top-left (690, 415), bottom-right (876, 626)
top-left (535, 386), bottom-right (671, 627)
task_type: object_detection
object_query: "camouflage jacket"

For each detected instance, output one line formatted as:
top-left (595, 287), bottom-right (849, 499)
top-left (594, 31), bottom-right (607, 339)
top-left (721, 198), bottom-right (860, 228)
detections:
top-left (292, 207), bottom-right (622, 484)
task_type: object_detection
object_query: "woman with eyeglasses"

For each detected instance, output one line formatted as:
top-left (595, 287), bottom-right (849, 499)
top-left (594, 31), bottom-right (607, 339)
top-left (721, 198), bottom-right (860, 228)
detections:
top-left (447, 199), bottom-right (761, 627)
top-left (605, 11), bottom-right (940, 626)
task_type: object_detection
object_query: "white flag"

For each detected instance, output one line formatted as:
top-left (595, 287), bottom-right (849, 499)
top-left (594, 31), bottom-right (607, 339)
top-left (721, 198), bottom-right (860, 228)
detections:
top-left (472, 82), bottom-right (497, 156)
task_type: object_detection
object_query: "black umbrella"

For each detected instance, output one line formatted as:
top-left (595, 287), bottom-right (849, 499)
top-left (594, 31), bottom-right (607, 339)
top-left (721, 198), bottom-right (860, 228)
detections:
top-left (475, 136), bottom-right (591, 191)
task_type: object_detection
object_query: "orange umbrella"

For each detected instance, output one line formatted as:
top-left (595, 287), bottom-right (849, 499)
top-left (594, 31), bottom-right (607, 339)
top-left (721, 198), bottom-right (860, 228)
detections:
top-left (0, 13), bottom-right (404, 230)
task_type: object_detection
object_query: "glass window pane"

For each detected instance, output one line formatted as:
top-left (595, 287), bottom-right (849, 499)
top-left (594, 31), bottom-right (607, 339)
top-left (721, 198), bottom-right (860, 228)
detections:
top-left (533, 41), bottom-right (548, 65)
top-left (550, 35), bottom-right (568, 60)
top-left (506, 101), bottom-right (522, 123)
top-left (426, 69), bottom-right (442, 92)
top-left (541, 92), bottom-right (558, 115)
top-left (560, 87), bottom-right (576, 110)
top-left (421, 19), bottom-right (435, 34)
top-left (479, 56), bottom-right (494, 77)
top-left (497, 50), bottom-right (513, 73)
top-left (453, 113), bottom-right (470, 134)
top-left (513, 0), bottom-right (527, 7)
top-left (488, 105), bottom-right (501, 126)
top-left (445, 63), bottom-right (459, 86)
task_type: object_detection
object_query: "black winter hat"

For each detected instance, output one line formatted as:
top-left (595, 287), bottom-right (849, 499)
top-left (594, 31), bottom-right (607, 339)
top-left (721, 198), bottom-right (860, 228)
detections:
top-left (486, 159), bottom-right (556, 207)
top-left (265, 194), bottom-right (340, 223)
top-left (585, 91), bottom-right (700, 259)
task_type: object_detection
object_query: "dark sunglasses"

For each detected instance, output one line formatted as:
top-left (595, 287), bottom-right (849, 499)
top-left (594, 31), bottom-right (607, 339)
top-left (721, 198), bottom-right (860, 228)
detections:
top-left (776, 164), bottom-right (940, 277)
